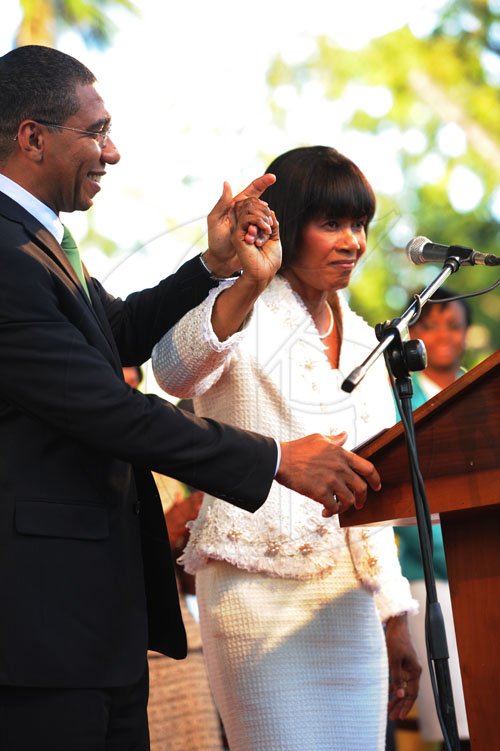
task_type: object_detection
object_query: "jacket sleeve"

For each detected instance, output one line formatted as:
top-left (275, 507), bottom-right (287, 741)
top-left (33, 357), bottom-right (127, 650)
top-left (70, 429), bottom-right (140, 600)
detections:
top-left (0, 244), bottom-right (276, 510)
top-left (348, 525), bottom-right (418, 622)
top-left (152, 278), bottom-right (249, 397)
top-left (90, 254), bottom-right (219, 366)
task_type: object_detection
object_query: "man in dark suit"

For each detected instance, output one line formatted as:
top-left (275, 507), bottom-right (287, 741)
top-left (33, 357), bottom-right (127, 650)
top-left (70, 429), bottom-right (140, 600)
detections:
top-left (0, 46), bottom-right (381, 750)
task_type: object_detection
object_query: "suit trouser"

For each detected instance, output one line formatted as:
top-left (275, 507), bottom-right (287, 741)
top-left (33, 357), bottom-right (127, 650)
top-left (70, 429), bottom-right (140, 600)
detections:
top-left (0, 664), bottom-right (149, 751)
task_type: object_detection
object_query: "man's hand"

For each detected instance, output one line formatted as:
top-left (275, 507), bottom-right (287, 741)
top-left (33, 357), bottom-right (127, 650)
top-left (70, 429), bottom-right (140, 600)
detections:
top-left (204, 173), bottom-right (276, 277)
top-left (276, 433), bottom-right (382, 516)
top-left (386, 614), bottom-right (422, 721)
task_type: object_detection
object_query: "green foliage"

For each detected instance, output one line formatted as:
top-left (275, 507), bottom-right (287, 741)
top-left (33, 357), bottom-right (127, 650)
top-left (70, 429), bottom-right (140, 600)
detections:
top-left (267, 0), bottom-right (500, 366)
top-left (53, 0), bottom-right (139, 48)
top-left (83, 225), bottom-right (119, 257)
top-left (16, 0), bottom-right (139, 48)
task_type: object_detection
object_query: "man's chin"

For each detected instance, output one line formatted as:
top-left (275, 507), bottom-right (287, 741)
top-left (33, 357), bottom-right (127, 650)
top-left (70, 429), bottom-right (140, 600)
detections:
top-left (74, 196), bottom-right (94, 212)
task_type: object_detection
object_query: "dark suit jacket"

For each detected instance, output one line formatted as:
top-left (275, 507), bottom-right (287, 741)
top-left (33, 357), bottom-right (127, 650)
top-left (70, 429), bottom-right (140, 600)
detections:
top-left (0, 192), bottom-right (277, 689)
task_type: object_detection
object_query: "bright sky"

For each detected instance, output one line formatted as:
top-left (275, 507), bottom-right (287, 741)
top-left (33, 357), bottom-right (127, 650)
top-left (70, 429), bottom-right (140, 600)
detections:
top-left (1, 0), bottom-right (447, 301)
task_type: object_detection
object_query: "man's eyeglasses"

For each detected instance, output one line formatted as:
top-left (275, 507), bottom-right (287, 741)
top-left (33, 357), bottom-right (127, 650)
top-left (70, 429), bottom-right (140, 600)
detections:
top-left (19, 119), bottom-right (111, 147)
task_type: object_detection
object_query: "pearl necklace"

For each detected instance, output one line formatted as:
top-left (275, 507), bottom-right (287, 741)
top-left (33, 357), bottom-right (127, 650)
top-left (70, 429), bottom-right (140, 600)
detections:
top-left (318, 302), bottom-right (334, 339)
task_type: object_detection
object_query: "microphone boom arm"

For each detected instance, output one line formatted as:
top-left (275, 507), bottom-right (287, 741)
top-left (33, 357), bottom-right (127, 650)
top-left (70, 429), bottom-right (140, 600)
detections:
top-left (342, 256), bottom-right (460, 393)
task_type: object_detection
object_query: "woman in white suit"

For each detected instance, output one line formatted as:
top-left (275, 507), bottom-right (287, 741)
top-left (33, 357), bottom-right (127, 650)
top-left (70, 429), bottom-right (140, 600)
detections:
top-left (152, 146), bottom-right (421, 751)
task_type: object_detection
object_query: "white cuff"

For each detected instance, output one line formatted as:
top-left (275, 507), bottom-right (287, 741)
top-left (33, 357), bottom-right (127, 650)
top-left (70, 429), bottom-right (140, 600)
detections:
top-left (273, 439), bottom-right (281, 477)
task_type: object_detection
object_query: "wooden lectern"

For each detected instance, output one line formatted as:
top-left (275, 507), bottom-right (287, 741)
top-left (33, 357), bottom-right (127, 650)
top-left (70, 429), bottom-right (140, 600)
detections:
top-left (340, 350), bottom-right (500, 750)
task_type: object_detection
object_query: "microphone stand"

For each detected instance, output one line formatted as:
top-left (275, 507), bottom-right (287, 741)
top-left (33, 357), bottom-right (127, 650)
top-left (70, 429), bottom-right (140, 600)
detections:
top-left (342, 256), bottom-right (464, 751)
top-left (342, 258), bottom-right (460, 394)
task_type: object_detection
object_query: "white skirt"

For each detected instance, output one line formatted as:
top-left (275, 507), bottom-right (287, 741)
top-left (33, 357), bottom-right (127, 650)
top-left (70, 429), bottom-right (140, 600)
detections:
top-left (196, 546), bottom-right (388, 751)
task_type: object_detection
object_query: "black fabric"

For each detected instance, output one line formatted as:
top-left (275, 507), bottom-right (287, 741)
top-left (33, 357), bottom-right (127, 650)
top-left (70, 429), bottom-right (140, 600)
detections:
top-left (0, 191), bottom-right (278, 689)
top-left (0, 665), bottom-right (150, 751)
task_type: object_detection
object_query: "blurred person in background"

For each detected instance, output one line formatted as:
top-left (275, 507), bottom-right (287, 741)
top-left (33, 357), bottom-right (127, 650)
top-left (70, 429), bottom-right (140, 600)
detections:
top-left (150, 473), bottom-right (226, 751)
top-left (123, 365), bottom-right (144, 390)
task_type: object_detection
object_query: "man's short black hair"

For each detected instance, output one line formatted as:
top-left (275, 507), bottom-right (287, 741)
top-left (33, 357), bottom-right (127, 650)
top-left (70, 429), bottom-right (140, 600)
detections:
top-left (0, 45), bottom-right (96, 162)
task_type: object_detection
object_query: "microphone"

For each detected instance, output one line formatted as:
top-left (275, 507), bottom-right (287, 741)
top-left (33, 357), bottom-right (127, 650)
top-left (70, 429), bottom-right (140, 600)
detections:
top-left (406, 236), bottom-right (500, 266)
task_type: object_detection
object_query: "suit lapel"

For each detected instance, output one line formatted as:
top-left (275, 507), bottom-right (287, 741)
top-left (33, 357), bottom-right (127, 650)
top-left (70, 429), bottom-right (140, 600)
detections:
top-left (0, 193), bottom-right (88, 301)
top-left (33, 225), bottom-right (92, 304)
top-left (0, 192), bottom-right (121, 367)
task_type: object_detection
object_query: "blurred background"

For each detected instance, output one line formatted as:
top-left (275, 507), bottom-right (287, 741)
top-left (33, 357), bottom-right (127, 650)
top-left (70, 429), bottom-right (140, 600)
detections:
top-left (2, 0), bottom-right (499, 385)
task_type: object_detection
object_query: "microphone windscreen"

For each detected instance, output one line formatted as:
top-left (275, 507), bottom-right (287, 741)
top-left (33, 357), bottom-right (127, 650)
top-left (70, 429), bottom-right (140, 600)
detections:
top-left (406, 236), bottom-right (430, 264)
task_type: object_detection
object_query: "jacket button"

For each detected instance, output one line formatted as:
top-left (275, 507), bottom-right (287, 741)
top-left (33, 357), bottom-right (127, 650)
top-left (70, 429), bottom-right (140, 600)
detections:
top-left (133, 502), bottom-right (142, 515)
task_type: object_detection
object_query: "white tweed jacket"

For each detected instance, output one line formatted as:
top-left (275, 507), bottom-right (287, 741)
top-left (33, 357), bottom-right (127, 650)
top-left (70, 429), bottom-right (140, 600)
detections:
top-left (152, 275), bottom-right (416, 621)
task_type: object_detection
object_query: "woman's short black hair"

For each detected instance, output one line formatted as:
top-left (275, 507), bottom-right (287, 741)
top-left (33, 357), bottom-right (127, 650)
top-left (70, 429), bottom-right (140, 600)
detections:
top-left (261, 145), bottom-right (376, 270)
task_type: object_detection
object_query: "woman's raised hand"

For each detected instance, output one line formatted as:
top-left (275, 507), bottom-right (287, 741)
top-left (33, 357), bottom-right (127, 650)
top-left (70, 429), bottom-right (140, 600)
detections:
top-left (229, 196), bottom-right (281, 285)
top-left (209, 197), bottom-right (281, 342)
top-left (204, 174), bottom-right (276, 277)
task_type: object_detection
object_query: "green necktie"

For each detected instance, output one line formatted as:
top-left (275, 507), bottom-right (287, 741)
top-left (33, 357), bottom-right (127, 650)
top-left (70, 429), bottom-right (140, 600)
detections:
top-left (61, 225), bottom-right (91, 300)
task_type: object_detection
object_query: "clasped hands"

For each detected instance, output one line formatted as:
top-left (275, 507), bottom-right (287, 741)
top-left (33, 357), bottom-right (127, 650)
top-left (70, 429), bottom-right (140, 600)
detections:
top-left (203, 176), bottom-right (381, 517)
top-left (203, 174), bottom-right (279, 283)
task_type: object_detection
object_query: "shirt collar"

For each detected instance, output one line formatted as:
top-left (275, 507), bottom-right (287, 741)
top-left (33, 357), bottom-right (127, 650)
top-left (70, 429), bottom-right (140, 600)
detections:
top-left (0, 174), bottom-right (64, 243)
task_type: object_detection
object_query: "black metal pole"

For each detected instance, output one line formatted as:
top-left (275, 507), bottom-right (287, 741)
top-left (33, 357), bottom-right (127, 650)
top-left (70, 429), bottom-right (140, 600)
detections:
top-left (387, 336), bottom-right (460, 751)
top-left (342, 255), bottom-right (472, 748)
